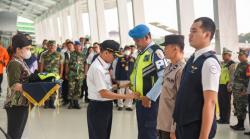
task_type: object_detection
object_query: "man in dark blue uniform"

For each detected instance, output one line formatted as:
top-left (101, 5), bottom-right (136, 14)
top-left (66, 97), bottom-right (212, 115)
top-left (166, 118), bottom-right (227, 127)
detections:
top-left (173, 17), bottom-right (221, 139)
top-left (129, 24), bottom-right (166, 139)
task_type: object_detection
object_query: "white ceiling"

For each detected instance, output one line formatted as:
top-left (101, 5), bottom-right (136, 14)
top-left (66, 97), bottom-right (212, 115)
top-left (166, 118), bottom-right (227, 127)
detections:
top-left (0, 0), bottom-right (118, 21)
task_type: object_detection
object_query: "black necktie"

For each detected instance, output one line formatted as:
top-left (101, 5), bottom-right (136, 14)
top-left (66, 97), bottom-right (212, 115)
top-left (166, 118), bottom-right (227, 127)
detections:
top-left (188, 54), bottom-right (195, 63)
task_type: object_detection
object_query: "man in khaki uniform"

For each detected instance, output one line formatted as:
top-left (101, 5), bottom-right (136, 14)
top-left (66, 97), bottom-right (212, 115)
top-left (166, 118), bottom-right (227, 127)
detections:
top-left (157, 35), bottom-right (186, 139)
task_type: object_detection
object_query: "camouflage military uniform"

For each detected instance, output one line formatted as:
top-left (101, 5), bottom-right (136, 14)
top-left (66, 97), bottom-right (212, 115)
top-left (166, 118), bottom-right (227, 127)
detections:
top-left (67, 51), bottom-right (85, 100)
top-left (40, 51), bottom-right (63, 74)
top-left (232, 61), bottom-right (249, 120)
top-left (40, 50), bottom-right (63, 106)
top-left (4, 56), bottom-right (31, 108)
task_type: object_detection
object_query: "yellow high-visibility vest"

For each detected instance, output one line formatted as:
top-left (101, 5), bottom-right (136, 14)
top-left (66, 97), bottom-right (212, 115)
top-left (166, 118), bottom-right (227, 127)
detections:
top-left (130, 45), bottom-right (160, 96)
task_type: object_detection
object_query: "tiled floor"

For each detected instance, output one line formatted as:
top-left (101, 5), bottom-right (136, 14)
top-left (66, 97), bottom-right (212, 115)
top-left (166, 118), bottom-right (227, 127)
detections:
top-left (0, 74), bottom-right (249, 139)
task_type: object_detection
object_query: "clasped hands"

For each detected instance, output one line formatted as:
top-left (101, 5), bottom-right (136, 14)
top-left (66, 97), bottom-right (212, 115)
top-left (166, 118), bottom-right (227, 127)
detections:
top-left (127, 92), bottom-right (152, 108)
top-left (115, 82), bottom-right (152, 108)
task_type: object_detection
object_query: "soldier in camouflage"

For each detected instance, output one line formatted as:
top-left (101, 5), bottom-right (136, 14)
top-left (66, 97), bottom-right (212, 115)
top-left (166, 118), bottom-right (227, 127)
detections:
top-left (39, 40), bottom-right (63, 108)
top-left (65, 41), bottom-right (85, 109)
top-left (230, 49), bottom-right (250, 131)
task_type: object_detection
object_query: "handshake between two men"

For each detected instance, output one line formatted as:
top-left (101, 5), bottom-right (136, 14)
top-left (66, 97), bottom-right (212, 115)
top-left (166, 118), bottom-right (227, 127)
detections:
top-left (112, 82), bottom-right (152, 108)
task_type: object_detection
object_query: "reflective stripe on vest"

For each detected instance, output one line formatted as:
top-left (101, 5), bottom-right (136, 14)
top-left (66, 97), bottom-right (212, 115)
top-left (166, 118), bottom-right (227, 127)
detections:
top-left (130, 47), bottom-right (156, 96)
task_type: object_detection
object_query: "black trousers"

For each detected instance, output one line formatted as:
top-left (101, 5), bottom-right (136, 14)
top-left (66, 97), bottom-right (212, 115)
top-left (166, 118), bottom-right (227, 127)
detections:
top-left (176, 120), bottom-right (216, 139)
top-left (0, 73), bottom-right (3, 93)
top-left (87, 100), bottom-right (113, 139)
top-left (218, 84), bottom-right (231, 122)
top-left (62, 79), bottom-right (69, 102)
top-left (5, 106), bottom-right (29, 139)
top-left (82, 78), bottom-right (89, 100)
top-left (158, 130), bottom-right (170, 139)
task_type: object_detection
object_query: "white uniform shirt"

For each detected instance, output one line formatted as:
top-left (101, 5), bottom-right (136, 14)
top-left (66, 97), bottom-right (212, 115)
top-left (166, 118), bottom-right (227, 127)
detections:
top-left (86, 52), bottom-right (95, 64)
top-left (87, 56), bottom-right (113, 101)
top-left (193, 46), bottom-right (221, 92)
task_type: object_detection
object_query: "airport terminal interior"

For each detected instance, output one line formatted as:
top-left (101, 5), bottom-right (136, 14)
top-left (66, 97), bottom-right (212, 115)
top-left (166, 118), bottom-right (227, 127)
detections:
top-left (0, 74), bottom-right (249, 139)
top-left (1, 0), bottom-right (250, 139)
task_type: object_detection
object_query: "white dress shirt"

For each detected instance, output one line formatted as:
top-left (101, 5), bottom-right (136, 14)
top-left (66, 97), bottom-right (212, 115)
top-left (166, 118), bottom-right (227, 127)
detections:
top-left (87, 56), bottom-right (113, 101)
top-left (193, 46), bottom-right (221, 92)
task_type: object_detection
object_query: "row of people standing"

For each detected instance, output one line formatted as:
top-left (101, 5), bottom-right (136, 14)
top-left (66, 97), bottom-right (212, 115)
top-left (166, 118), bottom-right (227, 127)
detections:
top-left (217, 47), bottom-right (250, 135)
top-left (86, 17), bottom-right (221, 139)
top-left (4, 16), bottom-right (250, 139)
top-left (158, 17), bottom-right (221, 139)
top-left (39, 39), bottom-right (98, 109)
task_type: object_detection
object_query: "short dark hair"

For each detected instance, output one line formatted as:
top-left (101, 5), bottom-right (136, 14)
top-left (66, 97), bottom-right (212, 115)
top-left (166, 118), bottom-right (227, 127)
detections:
top-left (93, 42), bottom-right (100, 46)
top-left (85, 38), bottom-right (89, 42)
top-left (66, 41), bottom-right (74, 46)
top-left (124, 46), bottom-right (131, 50)
top-left (42, 39), bottom-right (48, 45)
top-left (194, 17), bottom-right (216, 40)
top-left (130, 45), bottom-right (136, 48)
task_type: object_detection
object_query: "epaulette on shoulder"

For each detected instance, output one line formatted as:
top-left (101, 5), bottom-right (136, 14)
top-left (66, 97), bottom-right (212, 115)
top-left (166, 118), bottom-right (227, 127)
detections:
top-left (149, 44), bottom-right (162, 53)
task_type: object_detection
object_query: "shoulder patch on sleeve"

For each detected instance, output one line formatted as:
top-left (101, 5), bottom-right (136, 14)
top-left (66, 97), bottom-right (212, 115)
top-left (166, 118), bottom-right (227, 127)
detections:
top-left (155, 59), bottom-right (165, 70)
top-left (155, 49), bottom-right (165, 59)
top-left (209, 65), bottom-right (218, 74)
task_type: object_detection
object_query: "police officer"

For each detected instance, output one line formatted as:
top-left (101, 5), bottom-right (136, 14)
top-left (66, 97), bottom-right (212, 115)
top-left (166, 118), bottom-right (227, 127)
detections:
top-left (157, 35), bottom-right (186, 139)
top-left (230, 49), bottom-right (249, 131)
top-left (115, 46), bottom-right (135, 111)
top-left (65, 41), bottom-right (85, 109)
top-left (129, 24), bottom-right (166, 139)
top-left (173, 17), bottom-right (221, 139)
top-left (87, 40), bottom-right (139, 139)
top-left (4, 33), bottom-right (32, 139)
top-left (39, 40), bottom-right (63, 108)
top-left (217, 48), bottom-right (235, 124)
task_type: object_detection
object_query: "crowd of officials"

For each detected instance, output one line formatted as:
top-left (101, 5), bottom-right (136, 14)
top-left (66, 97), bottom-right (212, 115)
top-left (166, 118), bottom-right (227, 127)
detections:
top-left (0, 17), bottom-right (250, 139)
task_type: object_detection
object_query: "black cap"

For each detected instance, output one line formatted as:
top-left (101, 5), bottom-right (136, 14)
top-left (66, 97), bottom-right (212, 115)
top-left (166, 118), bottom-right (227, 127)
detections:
top-left (100, 40), bottom-right (120, 53)
top-left (160, 35), bottom-right (185, 50)
top-left (12, 33), bottom-right (32, 50)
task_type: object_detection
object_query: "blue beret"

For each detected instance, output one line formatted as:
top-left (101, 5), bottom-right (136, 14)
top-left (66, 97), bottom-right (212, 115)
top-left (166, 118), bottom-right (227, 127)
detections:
top-left (74, 41), bottom-right (81, 45)
top-left (129, 24), bottom-right (150, 39)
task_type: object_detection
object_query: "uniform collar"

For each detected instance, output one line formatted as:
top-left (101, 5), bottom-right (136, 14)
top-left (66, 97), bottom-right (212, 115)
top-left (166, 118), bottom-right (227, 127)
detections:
top-left (193, 46), bottom-right (213, 62)
top-left (176, 58), bottom-right (186, 65)
top-left (138, 41), bottom-right (155, 54)
top-left (97, 56), bottom-right (111, 70)
top-left (169, 58), bottom-right (185, 68)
